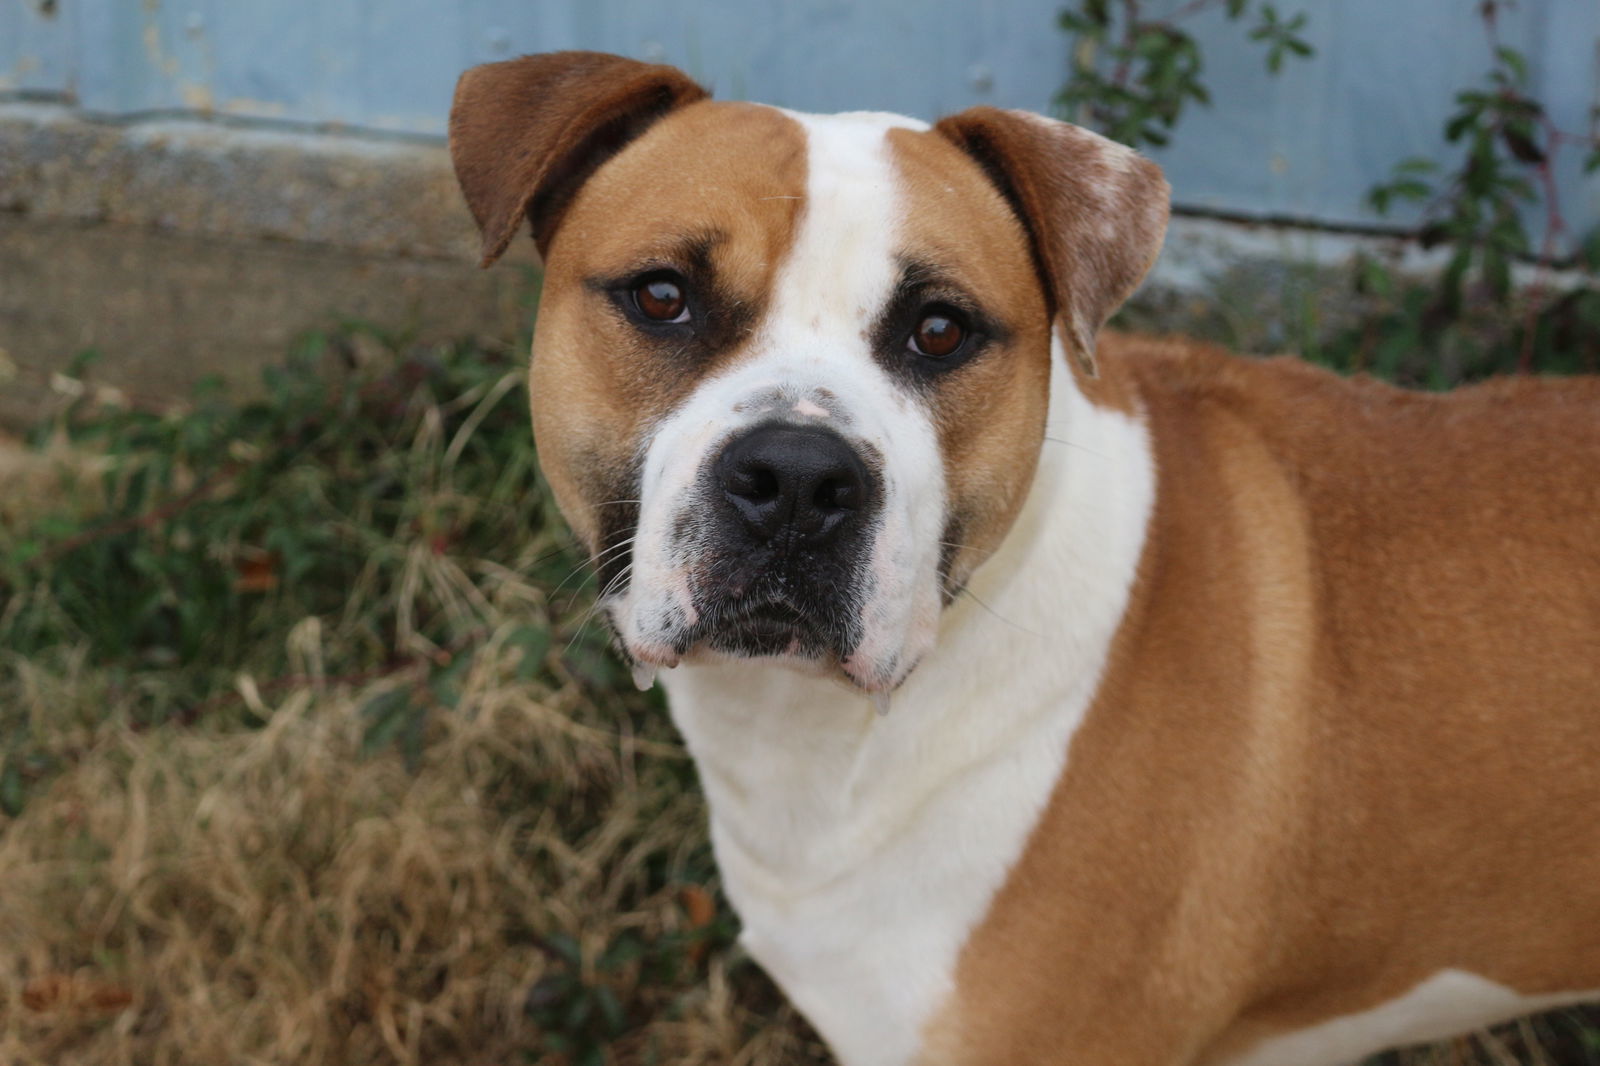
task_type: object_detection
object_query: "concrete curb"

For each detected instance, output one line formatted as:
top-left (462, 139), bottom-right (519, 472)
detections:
top-left (0, 102), bottom-right (518, 263)
top-left (0, 103), bottom-right (534, 430)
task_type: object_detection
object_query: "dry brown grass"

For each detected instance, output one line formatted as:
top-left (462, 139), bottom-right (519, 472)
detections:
top-left (0, 648), bottom-right (826, 1065)
top-left (0, 427), bottom-right (107, 530)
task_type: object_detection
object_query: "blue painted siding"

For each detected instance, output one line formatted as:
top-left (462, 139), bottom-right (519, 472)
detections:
top-left (1141, 0), bottom-right (1600, 239)
top-left (3, 0), bottom-right (1595, 242)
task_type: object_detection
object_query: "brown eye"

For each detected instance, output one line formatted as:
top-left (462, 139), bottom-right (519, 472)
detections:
top-left (910, 309), bottom-right (966, 358)
top-left (634, 275), bottom-right (688, 322)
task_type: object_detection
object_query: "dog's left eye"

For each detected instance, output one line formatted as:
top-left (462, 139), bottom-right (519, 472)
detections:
top-left (908, 306), bottom-right (967, 359)
top-left (631, 273), bottom-right (690, 324)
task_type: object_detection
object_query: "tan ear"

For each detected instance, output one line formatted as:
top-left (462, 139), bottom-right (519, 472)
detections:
top-left (933, 107), bottom-right (1169, 378)
top-left (449, 51), bottom-right (709, 267)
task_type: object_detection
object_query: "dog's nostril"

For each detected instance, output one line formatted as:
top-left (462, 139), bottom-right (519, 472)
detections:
top-left (748, 467), bottom-right (780, 502)
top-left (812, 476), bottom-right (858, 513)
top-left (726, 463), bottom-right (781, 503)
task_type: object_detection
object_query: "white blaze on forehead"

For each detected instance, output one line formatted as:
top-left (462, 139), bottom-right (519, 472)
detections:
top-left (613, 107), bottom-right (945, 689)
top-left (755, 108), bottom-right (946, 689)
top-left (771, 109), bottom-right (929, 330)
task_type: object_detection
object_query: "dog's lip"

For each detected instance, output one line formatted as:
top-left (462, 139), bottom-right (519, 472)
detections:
top-left (840, 650), bottom-right (904, 693)
top-left (628, 610), bottom-right (913, 694)
top-left (670, 593), bottom-right (836, 660)
top-left (710, 599), bottom-right (824, 648)
top-left (629, 641), bottom-right (681, 669)
top-left (731, 600), bottom-right (811, 634)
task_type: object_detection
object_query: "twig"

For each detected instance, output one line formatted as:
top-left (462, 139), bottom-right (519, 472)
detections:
top-left (1518, 148), bottom-right (1565, 372)
top-left (1167, 0), bottom-right (1228, 22)
top-left (170, 624), bottom-right (492, 726)
top-left (36, 461), bottom-right (245, 564)
top-left (1111, 0), bottom-right (1143, 90)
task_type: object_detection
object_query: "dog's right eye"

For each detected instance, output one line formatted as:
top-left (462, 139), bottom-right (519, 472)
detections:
top-left (910, 309), bottom-right (966, 359)
top-left (631, 273), bottom-right (690, 324)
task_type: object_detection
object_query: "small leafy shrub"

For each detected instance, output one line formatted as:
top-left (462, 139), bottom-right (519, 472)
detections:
top-left (1059, 0), bottom-right (1600, 389)
top-left (1056, 0), bottom-right (1312, 150)
top-left (1363, 13), bottom-right (1600, 380)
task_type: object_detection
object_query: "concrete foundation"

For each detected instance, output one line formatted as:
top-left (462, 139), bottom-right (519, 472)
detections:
top-left (0, 103), bottom-right (534, 428)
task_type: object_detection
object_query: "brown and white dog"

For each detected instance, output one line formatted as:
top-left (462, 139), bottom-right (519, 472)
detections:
top-left (449, 51), bottom-right (1600, 1066)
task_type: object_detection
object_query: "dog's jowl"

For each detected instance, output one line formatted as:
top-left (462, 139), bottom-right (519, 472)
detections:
top-left (450, 50), bottom-right (1600, 1066)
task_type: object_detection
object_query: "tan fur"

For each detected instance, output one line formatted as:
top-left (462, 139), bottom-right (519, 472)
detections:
top-left (450, 51), bottom-right (808, 551)
top-left (924, 334), bottom-right (1600, 1065)
top-left (529, 99), bottom-right (806, 553)
top-left (449, 51), bottom-right (709, 265)
top-left (933, 107), bottom-right (1169, 390)
top-left (885, 128), bottom-right (1054, 587)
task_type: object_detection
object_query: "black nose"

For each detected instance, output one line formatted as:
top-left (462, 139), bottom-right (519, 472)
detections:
top-left (715, 424), bottom-right (871, 545)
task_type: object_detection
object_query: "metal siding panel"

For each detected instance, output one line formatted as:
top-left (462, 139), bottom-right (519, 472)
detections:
top-left (0, 1), bottom-right (76, 95)
top-left (1532, 1), bottom-right (1600, 252)
top-left (4, 0), bottom-right (1593, 238)
top-left (1141, 0), bottom-right (1598, 242)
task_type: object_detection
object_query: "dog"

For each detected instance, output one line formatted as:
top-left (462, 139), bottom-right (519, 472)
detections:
top-left (448, 51), bottom-right (1600, 1066)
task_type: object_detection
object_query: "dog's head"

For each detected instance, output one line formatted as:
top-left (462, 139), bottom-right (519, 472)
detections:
top-left (450, 51), bottom-right (1168, 692)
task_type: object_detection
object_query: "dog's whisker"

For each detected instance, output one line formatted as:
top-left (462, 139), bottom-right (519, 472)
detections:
top-left (548, 536), bottom-right (637, 602)
top-left (561, 563), bottom-right (634, 659)
top-left (1043, 435), bottom-right (1109, 459)
top-left (948, 583), bottom-right (1040, 638)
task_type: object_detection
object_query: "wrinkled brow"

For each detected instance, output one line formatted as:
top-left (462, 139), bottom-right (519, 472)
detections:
top-left (585, 229), bottom-right (726, 286)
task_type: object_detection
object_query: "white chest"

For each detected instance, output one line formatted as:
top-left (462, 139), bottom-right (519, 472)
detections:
top-left (698, 667), bottom-right (1091, 1066)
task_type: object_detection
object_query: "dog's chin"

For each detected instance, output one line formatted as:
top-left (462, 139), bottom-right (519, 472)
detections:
top-left (617, 577), bottom-right (940, 693)
top-left (678, 598), bottom-right (843, 674)
top-left (621, 595), bottom-right (879, 687)
top-left (697, 601), bottom-right (822, 654)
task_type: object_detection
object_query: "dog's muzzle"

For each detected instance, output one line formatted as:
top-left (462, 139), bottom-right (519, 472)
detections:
top-left (685, 422), bottom-right (879, 659)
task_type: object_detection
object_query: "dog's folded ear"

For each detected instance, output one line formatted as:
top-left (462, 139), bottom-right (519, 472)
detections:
top-left (449, 51), bottom-right (709, 267)
top-left (933, 108), bottom-right (1169, 378)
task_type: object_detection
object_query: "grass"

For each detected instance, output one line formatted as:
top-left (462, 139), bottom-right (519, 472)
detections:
top-left (0, 330), bottom-right (828, 1065)
top-left (0, 318), bottom-right (1595, 1064)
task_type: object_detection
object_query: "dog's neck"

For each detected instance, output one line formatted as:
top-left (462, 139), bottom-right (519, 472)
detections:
top-left (659, 340), bottom-right (1156, 1065)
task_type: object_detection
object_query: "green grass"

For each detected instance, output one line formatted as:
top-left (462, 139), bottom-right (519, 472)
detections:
top-left (1, 316), bottom-right (1595, 1064)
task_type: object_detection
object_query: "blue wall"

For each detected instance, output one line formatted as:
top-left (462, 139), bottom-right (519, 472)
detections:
top-left (3, 1), bottom-right (1595, 244)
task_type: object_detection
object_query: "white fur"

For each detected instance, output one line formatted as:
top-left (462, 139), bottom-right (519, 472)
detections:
top-left (663, 313), bottom-right (1155, 1065)
top-left (1224, 970), bottom-right (1599, 1066)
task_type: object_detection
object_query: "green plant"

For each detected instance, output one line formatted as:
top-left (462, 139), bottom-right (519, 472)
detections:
top-left (1365, 3), bottom-right (1600, 376)
top-left (523, 907), bottom-right (745, 1066)
top-left (1059, 0), bottom-right (1600, 388)
top-left (1056, 0), bottom-right (1312, 149)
